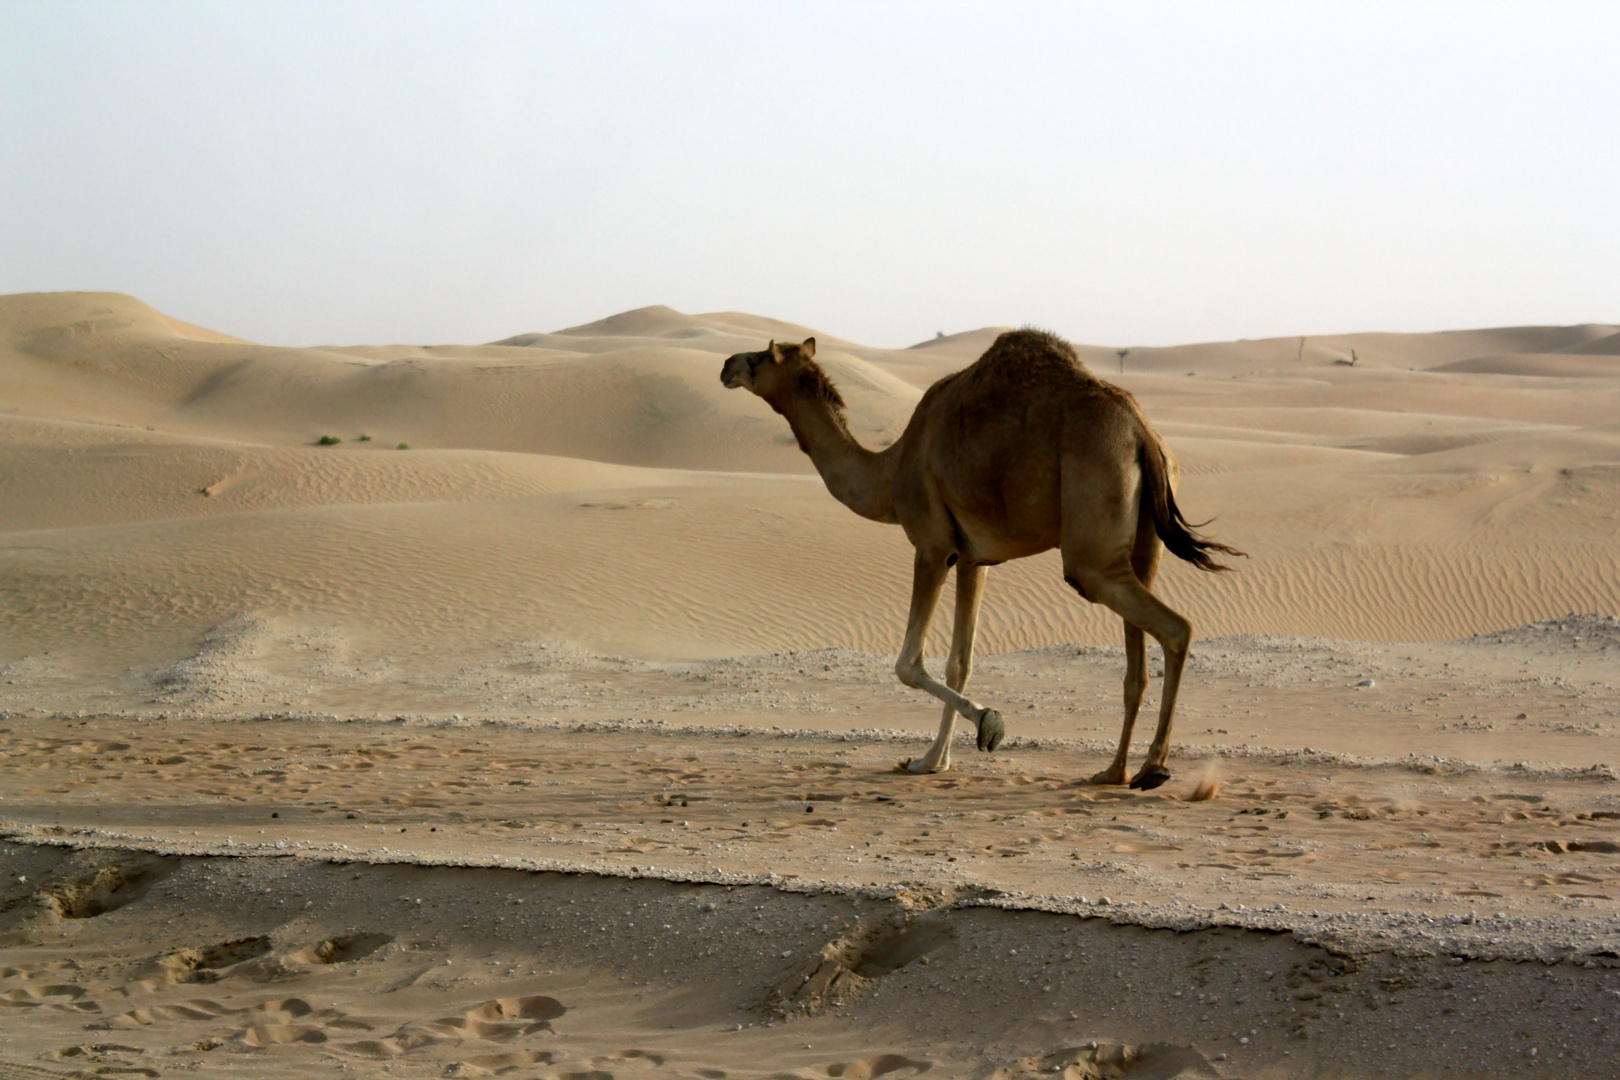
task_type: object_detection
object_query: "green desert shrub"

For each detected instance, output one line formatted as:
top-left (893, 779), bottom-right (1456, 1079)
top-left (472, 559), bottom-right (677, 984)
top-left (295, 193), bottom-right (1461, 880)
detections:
top-left (317, 435), bottom-right (341, 445)
top-left (397, 442), bottom-right (410, 450)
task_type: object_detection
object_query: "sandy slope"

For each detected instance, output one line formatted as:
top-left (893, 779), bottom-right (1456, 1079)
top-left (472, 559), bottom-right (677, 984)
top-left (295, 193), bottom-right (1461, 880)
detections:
top-left (3, 291), bottom-right (1619, 682)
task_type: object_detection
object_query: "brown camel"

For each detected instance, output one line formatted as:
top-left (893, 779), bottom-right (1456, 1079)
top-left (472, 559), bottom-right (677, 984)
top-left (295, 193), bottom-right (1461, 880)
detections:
top-left (720, 330), bottom-right (1242, 789)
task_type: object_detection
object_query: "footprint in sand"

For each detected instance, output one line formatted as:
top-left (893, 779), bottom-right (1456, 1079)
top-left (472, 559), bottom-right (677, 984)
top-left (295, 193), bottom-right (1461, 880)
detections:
top-left (825, 1053), bottom-right (932, 1079)
top-left (237, 1023), bottom-right (329, 1047)
top-left (288, 931), bottom-right (394, 965)
top-left (219, 1000), bottom-right (374, 1050)
top-left (137, 935), bottom-right (274, 988)
top-left (342, 995), bottom-right (565, 1059)
top-left (102, 999), bottom-right (229, 1028)
top-left (50, 1042), bottom-right (149, 1067)
top-left (0, 960), bottom-right (80, 981)
top-left (0, 983), bottom-right (98, 1012)
top-left (446, 1050), bottom-right (557, 1076)
top-left (432, 995), bottom-right (566, 1041)
top-left (245, 997), bottom-right (316, 1022)
top-left (979, 1042), bottom-right (1219, 1080)
top-left (592, 1049), bottom-right (666, 1067)
top-left (341, 1030), bottom-right (442, 1059)
top-left (1108, 842), bottom-right (1182, 854)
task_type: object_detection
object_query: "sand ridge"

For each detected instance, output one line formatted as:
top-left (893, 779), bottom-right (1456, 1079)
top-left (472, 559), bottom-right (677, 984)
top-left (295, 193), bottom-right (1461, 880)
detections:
top-left (5, 291), bottom-right (1619, 677)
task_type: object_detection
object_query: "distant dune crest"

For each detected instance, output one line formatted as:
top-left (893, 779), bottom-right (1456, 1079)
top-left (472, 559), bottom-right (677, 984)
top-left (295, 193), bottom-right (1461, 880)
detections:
top-left (1, 289), bottom-right (1617, 675)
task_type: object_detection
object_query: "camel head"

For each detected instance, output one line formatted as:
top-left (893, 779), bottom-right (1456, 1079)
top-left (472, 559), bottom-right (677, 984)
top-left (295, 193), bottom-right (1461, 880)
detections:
top-left (720, 338), bottom-right (840, 410)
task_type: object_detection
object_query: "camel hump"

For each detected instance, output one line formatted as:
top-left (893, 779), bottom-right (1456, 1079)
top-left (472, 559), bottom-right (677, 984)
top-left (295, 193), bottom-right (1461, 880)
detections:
top-left (983, 328), bottom-right (1085, 369)
top-left (944, 328), bottom-right (1090, 397)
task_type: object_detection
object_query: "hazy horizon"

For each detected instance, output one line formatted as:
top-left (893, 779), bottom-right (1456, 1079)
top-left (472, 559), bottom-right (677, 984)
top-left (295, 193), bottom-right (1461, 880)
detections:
top-left (4, 1), bottom-right (1617, 349)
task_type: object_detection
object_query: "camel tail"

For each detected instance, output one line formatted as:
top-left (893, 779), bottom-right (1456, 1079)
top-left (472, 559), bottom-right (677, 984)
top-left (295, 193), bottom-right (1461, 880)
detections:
top-left (1138, 438), bottom-right (1246, 573)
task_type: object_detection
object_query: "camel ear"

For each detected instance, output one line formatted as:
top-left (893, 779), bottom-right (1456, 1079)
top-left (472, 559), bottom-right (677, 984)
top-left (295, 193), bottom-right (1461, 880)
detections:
top-left (768, 340), bottom-right (784, 363)
top-left (800, 337), bottom-right (816, 359)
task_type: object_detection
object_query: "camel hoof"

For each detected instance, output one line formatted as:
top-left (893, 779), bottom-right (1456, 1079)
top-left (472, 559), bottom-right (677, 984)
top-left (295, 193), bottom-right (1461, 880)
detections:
top-left (1130, 765), bottom-right (1172, 791)
top-left (1089, 769), bottom-right (1126, 786)
top-left (898, 757), bottom-right (947, 775)
top-left (976, 710), bottom-right (1005, 752)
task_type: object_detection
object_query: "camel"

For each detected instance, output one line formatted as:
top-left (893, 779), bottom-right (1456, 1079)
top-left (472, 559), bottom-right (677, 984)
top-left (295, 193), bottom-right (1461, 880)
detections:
top-left (720, 330), bottom-right (1242, 789)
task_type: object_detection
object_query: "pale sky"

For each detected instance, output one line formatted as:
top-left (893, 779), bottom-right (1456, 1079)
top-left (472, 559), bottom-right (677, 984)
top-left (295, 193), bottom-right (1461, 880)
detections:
top-left (3, 1), bottom-right (1617, 348)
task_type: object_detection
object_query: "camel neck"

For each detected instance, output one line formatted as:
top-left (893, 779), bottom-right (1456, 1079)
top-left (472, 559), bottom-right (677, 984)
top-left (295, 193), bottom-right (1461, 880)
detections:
top-left (774, 395), bottom-right (897, 524)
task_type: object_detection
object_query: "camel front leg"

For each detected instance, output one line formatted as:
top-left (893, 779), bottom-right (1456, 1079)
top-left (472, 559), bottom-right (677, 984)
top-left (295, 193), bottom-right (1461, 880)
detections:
top-left (903, 563), bottom-right (988, 774)
top-left (895, 552), bottom-right (1004, 764)
top-left (1091, 620), bottom-right (1147, 785)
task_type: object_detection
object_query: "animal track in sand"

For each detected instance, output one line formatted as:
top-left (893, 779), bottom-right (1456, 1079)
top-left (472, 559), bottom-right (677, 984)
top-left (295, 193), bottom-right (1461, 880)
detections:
top-left (342, 1030), bottom-right (442, 1059)
top-left (592, 1048), bottom-right (666, 1067)
top-left (237, 1023), bottom-right (328, 1046)
top-left (103, 999), bottom-right (230, 1027)
top-left (825, 1053), bottom-right (931, 1079)
top-left (773, 911), bottom-right (955, 1016)
top-left (26, 854), bottom-right (174, 921)
top-left (0, 983), bottom-right (97, 1012)
top-left (0, 960), bottom-right (79, 981)
top-left (978, 1041), bottom-right (1220, 1080)
top-left (246, 997), bottom-right (317, 1021)
top-left (429, 995), bottom-right (566, 1040)
top-left (445, 1049), bottom-right (557, 1076)
top-left (290, 931), bottom-right (394, 965)
top-left (339, 995), bottom-right (565, 1059)
top-left (49, 1041), bottom-right (149, 1065)
top-left (138, 935), bottom-right (273, 987)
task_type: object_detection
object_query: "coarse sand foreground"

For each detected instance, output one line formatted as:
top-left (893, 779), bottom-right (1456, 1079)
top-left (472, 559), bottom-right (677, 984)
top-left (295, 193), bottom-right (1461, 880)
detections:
top-left (1, 704), bottom-right (1619, 1078)
top-left (1, 826), bottom-right (1618, 1079)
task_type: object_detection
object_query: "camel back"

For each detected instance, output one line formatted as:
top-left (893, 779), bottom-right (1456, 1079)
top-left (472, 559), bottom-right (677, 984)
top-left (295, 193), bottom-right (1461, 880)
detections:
top-left (972, 329), bottom-right (1244, 573)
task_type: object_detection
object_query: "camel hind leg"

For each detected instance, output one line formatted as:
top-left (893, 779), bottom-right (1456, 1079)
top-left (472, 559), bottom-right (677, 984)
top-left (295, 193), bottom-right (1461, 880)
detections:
top-left (1063, 467), bottom-right (1189, 789)
top-left (1068, 562), bottom-right (1192, 788)
top-left (1091, 622), bottom-right (1147, 785)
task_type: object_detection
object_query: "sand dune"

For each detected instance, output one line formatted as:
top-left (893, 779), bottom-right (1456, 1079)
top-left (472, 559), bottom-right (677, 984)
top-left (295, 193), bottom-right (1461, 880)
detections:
top-left (4, 289), bottom-right (1620, 684)
top-left (0, 294), bottom-right (914, 472)
top-left (1429, 353), bottom-right (1620, 378)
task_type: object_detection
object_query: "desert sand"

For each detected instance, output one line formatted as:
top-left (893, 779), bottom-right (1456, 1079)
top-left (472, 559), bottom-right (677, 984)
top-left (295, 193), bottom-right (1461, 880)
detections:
top-left (2, 292), bottom-right (1618, 1078)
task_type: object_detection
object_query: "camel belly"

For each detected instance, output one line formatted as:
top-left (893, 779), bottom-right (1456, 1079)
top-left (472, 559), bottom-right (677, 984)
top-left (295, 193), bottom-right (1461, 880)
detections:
top-left (952, 511), bottom-right (1059, 566)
